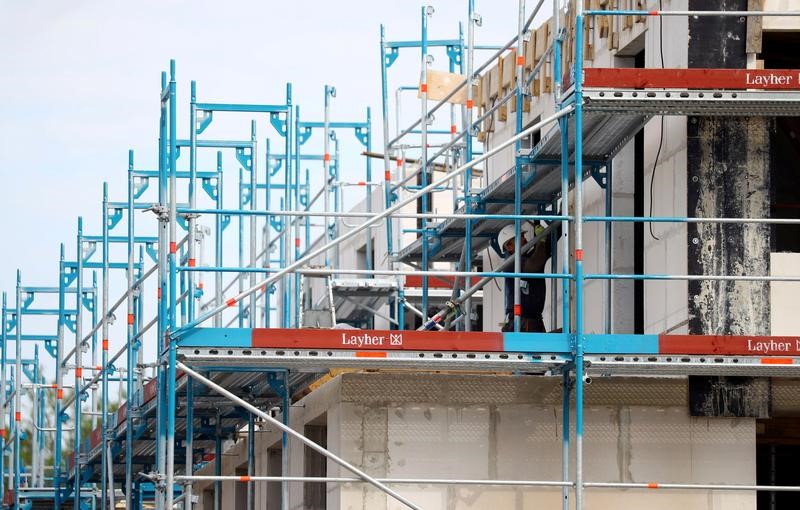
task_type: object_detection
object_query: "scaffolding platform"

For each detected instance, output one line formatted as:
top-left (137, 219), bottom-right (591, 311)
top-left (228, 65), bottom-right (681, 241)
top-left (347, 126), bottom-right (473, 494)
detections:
top-left (173, 328), bottom-right (800, 377)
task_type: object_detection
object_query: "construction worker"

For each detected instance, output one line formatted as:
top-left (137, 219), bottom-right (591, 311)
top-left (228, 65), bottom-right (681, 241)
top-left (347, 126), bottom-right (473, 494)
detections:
top-left (496, 221), bottom-right (554, 332)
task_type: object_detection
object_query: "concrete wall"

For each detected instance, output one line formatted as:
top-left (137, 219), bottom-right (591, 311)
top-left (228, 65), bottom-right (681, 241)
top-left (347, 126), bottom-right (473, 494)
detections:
top-left (191, 372), bottom-right (759, 510)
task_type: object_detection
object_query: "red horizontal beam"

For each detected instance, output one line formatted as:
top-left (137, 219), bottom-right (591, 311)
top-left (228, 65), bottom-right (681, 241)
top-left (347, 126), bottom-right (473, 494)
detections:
top-left (584, 68), bottom-right (800, 90)
top-left (252, 328), bottom-right (503, 352)
top-left (660, 335), bottom-right (800, 356)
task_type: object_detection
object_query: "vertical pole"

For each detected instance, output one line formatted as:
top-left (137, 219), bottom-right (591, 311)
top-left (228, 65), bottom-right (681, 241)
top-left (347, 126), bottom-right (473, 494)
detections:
top-left (283, 85), bottom-right (293, 329)
top-left (604, 161), bottom-right (613, 334)
top-left (264, 141), bottom-right (272, 328)
top-left (379, 26), bottom-right (396, 303)
top-left (464, 1), bottom-right (476, 332)
top-left (166, 58), bottom-right (178, 510)
top-left (769, 444), bottom-right (777, 510)
top-left (247, 413), bottom-right (255, 510)
top-left (214, 417), bottom-right (221, 510)
top-left (561, 370), bottom-right (570, 510)
top-left (304, 168), bottom-right (311, 252)
top-left (188, 81), bottom-right (198, 324)
top-left (323, 86), bottom-right (333, 267)
top-left (185, 379), bottom-right (193, 510)
top-left (365, 113), bottom-right (374, 280)
top-left (13, 271), bottom-right (20, 510)
top-left (32, 347), bottom-right (39, 488)
top-left (35, 353), bottom-right (43, 487)
top-left (250, 122), bottom-right (258, 327)
top-left (293, 106), bottom-right (301, 326)
top-left (55, 246), bottom-right (65, 508)
top-left (280, 371), bottom-right (289, 510)
top-left (420, 6), bottom-right (431, 321)
top-left (156, 67), bottom-right (169, 510)
top-left (74, 217), bottom-right (84, 510)
top-left (513, 0), bottom-right (526, 333)
top-left (214, 150), bottom-right (224, 329)
top-left (238, 167), bottom-right (246, 328)
top-left (334, 135), bottom-right (342, 269)
top-left (574, 6), bottom-right (586, 509)
top-left (102, 182), bottom-right (110, 509)
top-left (91, 271), bottom-right (98, 432)
top-left (126, 151), bottom-right (135, 510)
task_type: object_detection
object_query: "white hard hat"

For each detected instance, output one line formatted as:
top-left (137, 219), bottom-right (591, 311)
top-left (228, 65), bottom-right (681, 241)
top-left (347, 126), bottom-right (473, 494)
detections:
top-left (497, 222), bottom-right (536, 254)
top-left (497, 224), bottom-right (516, 253)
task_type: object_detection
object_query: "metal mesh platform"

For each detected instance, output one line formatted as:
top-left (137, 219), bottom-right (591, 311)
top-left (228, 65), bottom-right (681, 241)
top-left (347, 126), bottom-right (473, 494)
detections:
top-left (179, 346), bottom-right (566, 373)
top-left (583, 88), bottom-right (800, 117)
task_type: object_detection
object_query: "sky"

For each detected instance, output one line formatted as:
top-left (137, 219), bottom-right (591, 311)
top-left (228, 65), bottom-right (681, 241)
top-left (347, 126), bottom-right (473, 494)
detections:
top-left (0, 0), bottom-right (547, 384)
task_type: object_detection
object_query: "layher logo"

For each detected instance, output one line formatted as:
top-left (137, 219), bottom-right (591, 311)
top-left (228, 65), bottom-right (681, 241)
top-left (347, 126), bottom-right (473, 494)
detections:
top-left (744, 337), bottom-right (800, 355)
top-left (744, 72), bottom-right (799, 87)
top-left (340, 332), bottom-right (404, 348)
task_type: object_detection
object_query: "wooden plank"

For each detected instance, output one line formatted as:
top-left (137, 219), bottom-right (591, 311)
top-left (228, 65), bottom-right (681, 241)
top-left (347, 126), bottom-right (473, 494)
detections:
top-left (746, 0), bottom-right (764, 54)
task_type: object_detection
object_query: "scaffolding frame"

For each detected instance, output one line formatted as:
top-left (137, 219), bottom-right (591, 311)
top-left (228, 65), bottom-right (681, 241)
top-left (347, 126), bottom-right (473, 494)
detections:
top-left (1, 3), bottom-right (800, 510)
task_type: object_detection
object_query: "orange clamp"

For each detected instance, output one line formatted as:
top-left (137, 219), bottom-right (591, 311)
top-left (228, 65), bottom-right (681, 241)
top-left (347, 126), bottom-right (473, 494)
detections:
top-left (295, 238), bottom-right (301, 248)
top-left (323, 153), bottom-right (331, 162)
top-left (647, 482), bottom-right (659, 489)
top-left (102, 339), bottom-right (109, 351)
top-left (226, 298), bottom-right (237, 307)
top-left (75, 368), bottom-right (83, 377)
top-left (575, 249), bottom-right (584, 261)
top-left (15, 412), bottom-right (20, 422)
top-left (127, 314), bottom-right (135, 325)
top-left (648, 10), bottom-right (659, 15)
top-left (450, 124), bottom-right (457, 134)
top-left (466, 99), bottom-right (474, 109)
top-left (385, 170), bottom-right (391, 181)
top-left (57, 389), bottom-right (64, 400)
top-left (188, 258), bottom-right (196, 267)
top-left (420, 83), bottom-right (428, 93)
top-left (239, 476), bottom-right (251, 482)
top-left (517, 55), bottom-right (525, 66)
top-left (169, 242), bottom-right (177, 254)
top-left (514, 304), bottom-right (521, 317)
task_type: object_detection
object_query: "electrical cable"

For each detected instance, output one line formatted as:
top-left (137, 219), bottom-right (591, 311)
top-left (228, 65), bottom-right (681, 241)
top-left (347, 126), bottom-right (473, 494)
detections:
top-left (648, 0), bottom-right (665, 241)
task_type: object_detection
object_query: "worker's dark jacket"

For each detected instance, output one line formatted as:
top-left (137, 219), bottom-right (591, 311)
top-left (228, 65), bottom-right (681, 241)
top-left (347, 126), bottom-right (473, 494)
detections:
top-left (503, 232), bottom-right (555, 320)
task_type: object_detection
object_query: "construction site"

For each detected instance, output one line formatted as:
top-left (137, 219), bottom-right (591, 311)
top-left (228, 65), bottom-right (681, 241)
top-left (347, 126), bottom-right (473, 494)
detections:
top-left (2, 0), bottom-right (800, 509)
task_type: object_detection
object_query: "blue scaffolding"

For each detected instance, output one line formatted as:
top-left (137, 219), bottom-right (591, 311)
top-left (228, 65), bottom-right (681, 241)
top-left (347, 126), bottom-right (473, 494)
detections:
top-left (1, 3), bottom-right (800, 510)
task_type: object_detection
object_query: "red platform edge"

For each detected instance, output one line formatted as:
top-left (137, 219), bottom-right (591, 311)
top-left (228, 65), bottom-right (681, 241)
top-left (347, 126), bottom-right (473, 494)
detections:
top-left (251, 328), bottom-right (504, 352)
top-left (659, 335), bottom-right (800, 357)
top-left (583, 68), bottom-right (800, 90)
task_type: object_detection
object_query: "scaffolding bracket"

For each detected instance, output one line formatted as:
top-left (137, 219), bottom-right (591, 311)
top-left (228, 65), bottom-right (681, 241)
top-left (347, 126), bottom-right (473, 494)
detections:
top-left (269, 111), bottom-right (287, 137)
top-left (196, 109), bottom-right (213, 135)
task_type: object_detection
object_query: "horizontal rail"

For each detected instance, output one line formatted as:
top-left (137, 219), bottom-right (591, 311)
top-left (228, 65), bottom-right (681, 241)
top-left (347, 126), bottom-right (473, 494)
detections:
top-left (175, 475), bottom-right (570, 487)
